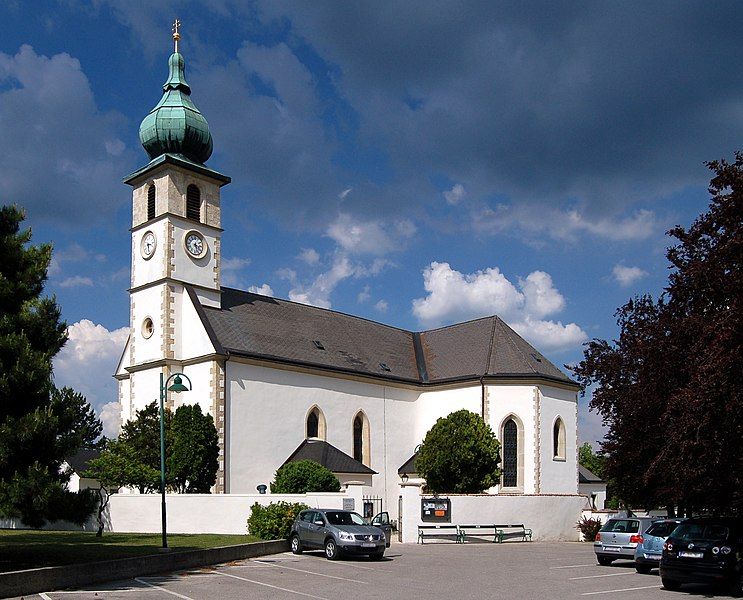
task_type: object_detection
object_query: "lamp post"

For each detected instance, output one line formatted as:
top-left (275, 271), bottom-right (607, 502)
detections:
top-left (159, 371), bottom-right (192, 550)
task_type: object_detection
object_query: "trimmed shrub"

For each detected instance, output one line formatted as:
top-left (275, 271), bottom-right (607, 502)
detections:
top-left (247, 501), bottom-right (309, 540)
top-left (576, 516), bottom-right (603, 541)
top-left (270, 460), bottom-right (341, 494)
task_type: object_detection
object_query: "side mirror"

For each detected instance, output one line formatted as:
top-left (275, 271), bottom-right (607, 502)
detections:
top-left (314, 519), bottom-right (324, 526)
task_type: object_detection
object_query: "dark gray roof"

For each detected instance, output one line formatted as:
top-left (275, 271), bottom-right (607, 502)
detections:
top-left (579, 465), bottom-right (604, 484)
top-left (66, 448), bottom-right (101, 475)
top-left (397, 453), bottom-right (418, 475)
top-left (196, 287), bottom-right (577, 388)
top-left (282, 439), bottom-right (377, 475)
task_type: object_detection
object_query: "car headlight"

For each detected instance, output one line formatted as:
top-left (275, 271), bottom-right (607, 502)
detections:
top-left (338, 531), bottom-right (354, 541)
top-left (379, 530), bottom-right (386, 541)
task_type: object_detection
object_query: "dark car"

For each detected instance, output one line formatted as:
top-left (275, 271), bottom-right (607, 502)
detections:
top-left (290, 508), bottom-right (387, 560)
top-left (634, 518), bottom-right (684, 573)
top-left (660, 517), bottom-right (743, 594)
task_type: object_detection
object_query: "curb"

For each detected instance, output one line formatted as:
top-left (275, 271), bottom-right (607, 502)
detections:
top-left (0, 538), bottom-right (289, 598)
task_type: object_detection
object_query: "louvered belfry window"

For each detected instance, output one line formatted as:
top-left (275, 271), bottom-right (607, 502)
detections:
top-left (147, 184), bottom-right (156, 220)
top-left (503, 418), bottom-right (518, 487)
top-left (186, 184), bottom-right (201, 221)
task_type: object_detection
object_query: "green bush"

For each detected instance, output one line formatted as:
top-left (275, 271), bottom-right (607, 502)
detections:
top-left (247, 501), bottom-right (309, 540)
top-left (270, 460), bottom-right (341, 494)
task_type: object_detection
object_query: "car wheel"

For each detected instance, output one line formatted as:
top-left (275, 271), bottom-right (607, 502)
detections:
top-left (290, 535), bottom-right (303, 555)
top-left (325, 538), bottom-right (339, 560)
top-left (635, 564), bottom-right (651, 574)
top-left (661, 578), bottom-right (681, 591)
top-left (597, 556), bottom-right (613, 566)
top-left (729, 572), bottom-right (743, 597)
top-left (370, 550), bottom-right (384, 560)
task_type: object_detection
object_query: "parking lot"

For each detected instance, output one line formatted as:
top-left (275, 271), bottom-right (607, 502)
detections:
top-left (16, 541), bottom-right (738, 600)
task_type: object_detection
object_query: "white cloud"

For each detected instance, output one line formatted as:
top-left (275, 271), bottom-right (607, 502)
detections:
top-left (412, 262), bottom-right (586, 352)
top-left (357, 285), bottom-right (371, 303)
top-left (59, 276), bottom-right (94, 288)
top-left (326, 213), bottom-right (416, 255)
top-left (298, 248), bottom-right (320, 265)
top-left (53, 320), bottom-right (129, 434)
top-left (374, 299), bottom-right (389, 312)
top-left (99, 401), bottom-right (122, 438)
top-left (288, 255), bottom-right (354, 308)
top-left (221, 256), bottom-right (251, 287)
top-left (339, 188), bottom-right (353, 200)
top-left (612, 264), bottom-right (648, 287)
top-left (473, 205), bottom-right (658, 242)
top-left (49, 243), bottom-right (106, 277)
top-left (444, 183), bottom-right (466, 205)
top-left (248, 283), bottom-right (274, 296)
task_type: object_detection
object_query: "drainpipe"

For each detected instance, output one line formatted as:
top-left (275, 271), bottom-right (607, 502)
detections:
top-left (480, 374), bottom-right (486, 420)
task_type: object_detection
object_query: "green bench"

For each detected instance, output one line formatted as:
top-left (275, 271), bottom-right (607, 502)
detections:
top-left (494, 524), bottom-right (532, 543)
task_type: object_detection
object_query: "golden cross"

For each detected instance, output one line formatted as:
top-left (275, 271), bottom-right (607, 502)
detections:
top-left (172, 18), bottom-right (181, 53)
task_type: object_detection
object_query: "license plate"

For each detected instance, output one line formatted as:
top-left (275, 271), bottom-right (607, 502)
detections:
top-left (647, 554), bottom-right (661, 560)
top-left (361, 543), bottom-right (376, 547)
top-left (679, 551), bottom-right (703, 559)
top-left (604, 547), bottom-right (621, 552)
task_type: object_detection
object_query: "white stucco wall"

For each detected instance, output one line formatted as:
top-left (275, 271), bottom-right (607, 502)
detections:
top-left (539, 385), bottom-right (579, 494)
top-left (105, 489), bottom-right (363, 535)
top-left (399, 484), bottom-right (585, 543)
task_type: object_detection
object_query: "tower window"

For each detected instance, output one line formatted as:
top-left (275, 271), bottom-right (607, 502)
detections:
top-left (147, 184), bottom-right (156, 220)
top-left (186, 184), bottom-right (201, 221)
top-left (553, 417), bottom-right (566, 460)
top-left (305, 406), bottom-right (326, 440)
top-left (502, 418), bottom-right (519, 487)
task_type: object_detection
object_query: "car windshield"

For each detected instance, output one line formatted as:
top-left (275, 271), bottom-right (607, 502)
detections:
top-left (600, 519), bottom-right (640, 534)
top-left (646, 521), bottom-right (680, 538)
top-left (325, 511), bottom-right (367, 526)
top-left (673, 523), bottom-right (730, 542)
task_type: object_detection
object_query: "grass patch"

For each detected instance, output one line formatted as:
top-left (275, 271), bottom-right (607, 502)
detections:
top-left (0, 530), bottom-right (261, 572)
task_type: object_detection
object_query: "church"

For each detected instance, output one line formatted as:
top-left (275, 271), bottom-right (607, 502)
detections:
top-left (115, 31), bottom-right (581, 521)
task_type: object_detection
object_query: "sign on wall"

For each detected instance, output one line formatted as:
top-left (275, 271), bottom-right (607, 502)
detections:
top-left (421, 497), bottom-right (451, 522)
top-left (343, 497), bottom-right (355, 511)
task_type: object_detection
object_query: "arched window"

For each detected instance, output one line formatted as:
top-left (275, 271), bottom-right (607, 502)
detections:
top-left (352, 411), bottom-right (370, 466)
top-left (186, 184), bottom-right (201, 221)
top-left (553, 417), bottom-right (566, 460)
top-left (147, 184), bottom-right (156, 220)
top-left (500, 415), bottom-right (524, 490)
top-left (306, 406), bottom-right (326, 440)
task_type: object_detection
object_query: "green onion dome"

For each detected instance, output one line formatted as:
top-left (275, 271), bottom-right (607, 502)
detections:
top-left (139, 52), bottom-right (213, 164)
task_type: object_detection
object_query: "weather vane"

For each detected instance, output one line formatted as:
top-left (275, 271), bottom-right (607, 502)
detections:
top-left (172, 18), bottom-right (181, 53)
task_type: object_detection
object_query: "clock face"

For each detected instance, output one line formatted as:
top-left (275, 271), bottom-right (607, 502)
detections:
top-left (185, 231), bottom-right (206, 258)
top-left (141, 231), bottom-right (156, 259)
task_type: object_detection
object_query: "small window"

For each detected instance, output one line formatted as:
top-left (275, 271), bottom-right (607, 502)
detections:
top-left (352, 411), bottom-right (370, 465)
top-left (305, 406), bottom-right (326, 440)
top-left (379, 362), bottom-right (391, 372)
top-left (186, 184), bottom-right (201, 221)
top-left (147, 184), bottom-right (156, 220)
top-left (141, 317), bottom-right (154, 339)
top-left (553, 417), bottom-right (566, 460)
top-left (313, 340), bottom-right (325, 350)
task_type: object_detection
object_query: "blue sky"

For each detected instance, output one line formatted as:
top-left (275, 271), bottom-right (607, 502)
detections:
top-left (2, 1), bottom-right (739, 441)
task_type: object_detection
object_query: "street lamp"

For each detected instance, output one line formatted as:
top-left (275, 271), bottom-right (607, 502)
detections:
top-left (159, 371), bottom-right (192, 550)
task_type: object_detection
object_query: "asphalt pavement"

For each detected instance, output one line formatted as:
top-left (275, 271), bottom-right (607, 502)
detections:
top-left (15, 540), bottom-right (737, 599)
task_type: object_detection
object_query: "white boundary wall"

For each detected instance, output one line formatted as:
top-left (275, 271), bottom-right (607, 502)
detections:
top-left (399, 484), bottom-right (586, 542)
top-left (106, 488), bottom-right (363, 534)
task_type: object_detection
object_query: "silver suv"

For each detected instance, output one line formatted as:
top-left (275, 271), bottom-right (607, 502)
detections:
top-left (594, 517), bottom-right (658, 565)
top-left (290, 509), bottom-right (387, 560)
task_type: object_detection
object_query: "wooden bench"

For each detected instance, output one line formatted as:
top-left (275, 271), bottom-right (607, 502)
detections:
top-left (458, 524), bottom-right (500, 543)
top-left (417, 524), bottom-right (463, 544)
top-left (494, 524), bottom-right (532, 543)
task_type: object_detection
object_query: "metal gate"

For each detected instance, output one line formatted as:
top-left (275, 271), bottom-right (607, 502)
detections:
top-left (362, 495), bottom-right (383, 519)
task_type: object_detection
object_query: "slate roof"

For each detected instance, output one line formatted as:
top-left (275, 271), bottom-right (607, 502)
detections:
top-left (579, 465), bottom-right (604, 484)
top-left (282, 439), bottom-right (377, 475)
top-left (196, 287), bottom-right (578, 388)
top-left (397, 453), bottom-right (418, 475)
top-left (65, 448), bottom-right (101, 475)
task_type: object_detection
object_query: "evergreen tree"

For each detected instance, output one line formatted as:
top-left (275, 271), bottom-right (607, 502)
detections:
top-left (168, 403), bottom-right (219, 493)
top-left (416, 409), bottom-right (501, 494)
top-left (0, 205), bottom-right (101, 526)
top-left (117, 401), bottom-right (171, 493)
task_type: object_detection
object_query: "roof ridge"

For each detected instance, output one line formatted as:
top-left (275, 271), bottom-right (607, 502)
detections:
top-left (419, 314), bottom-right (498, 334)
top-left (485, 316), bottom-right (497, 375)
top-left (496, 317), bottom-right (539, 375)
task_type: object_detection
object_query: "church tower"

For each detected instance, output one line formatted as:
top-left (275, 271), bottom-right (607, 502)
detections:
top-left (117, 22), bottom-right (230, 490)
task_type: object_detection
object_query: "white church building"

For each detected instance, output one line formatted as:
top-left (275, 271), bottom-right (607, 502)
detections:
top-left (115, 37), bottom-right (581, 523)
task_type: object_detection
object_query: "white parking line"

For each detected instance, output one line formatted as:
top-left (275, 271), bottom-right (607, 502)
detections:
top-left (214, 571), bottom-right (330, 600)
top-left (278, 552), bottom-right (376, 570)
top-left (581, 584), bottom-right (662, 595)
top-left (135, 577), bottom-right (196, 600)
top-left (46, 590), bottom-right (156, 594)
top-left (570, 572), bottom-right (636, 580)
top-left (38, 594), bottom-right (53, 600)
top-left (550, 564), bottom-right (598, 569)
top-left (252, 559), bottom-right (366, 583)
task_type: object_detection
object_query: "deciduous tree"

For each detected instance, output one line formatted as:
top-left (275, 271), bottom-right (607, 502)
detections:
top-left (271, 460), bottom-right (340, 494)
